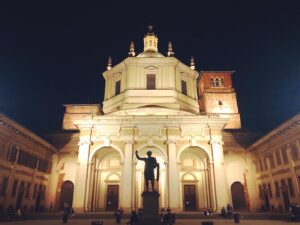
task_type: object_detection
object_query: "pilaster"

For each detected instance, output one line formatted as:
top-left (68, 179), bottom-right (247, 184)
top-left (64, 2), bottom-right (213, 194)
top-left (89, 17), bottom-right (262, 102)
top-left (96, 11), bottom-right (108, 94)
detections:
top-left (72, 139), bottom-right (92, 212)
top-left (167, 140), bottom-right (180, 211)
top-left (121, 140), bottom-right (134, 210)
top-left (210, 138), bottom-right (229, 210)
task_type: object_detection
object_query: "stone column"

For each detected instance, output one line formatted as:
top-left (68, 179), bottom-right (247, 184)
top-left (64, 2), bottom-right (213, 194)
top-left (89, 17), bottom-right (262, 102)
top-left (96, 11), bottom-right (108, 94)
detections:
top-left (72, 139), bottom-right (92, 212)
top-left (210, 139), bottom-right (229, 210)
top-left (167, 140), bottom-right (180, 211)
top-left (121, 140), bottom-right (133, 210)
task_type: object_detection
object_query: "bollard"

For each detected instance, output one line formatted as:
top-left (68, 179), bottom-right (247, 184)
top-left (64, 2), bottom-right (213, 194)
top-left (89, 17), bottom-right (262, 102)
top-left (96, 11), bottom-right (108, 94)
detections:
top-left (91, 221), bottom-right (103, 225)
top-left (233, 213), bottom-right (240, 223)
top-left (202, 222), bottom-right (214, 225)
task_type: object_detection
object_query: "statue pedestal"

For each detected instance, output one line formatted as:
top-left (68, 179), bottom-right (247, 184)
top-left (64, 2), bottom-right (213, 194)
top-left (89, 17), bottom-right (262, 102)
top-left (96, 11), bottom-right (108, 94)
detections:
top-left (142, 191), bottom-right (160, 215)
top-left (139, 191), bottom-right (161, 224)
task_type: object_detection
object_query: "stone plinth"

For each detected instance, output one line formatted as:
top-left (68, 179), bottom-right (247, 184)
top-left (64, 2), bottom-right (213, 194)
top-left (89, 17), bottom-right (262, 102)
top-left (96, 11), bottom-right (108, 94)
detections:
top-left (142, 191), bottom-right (160, 216)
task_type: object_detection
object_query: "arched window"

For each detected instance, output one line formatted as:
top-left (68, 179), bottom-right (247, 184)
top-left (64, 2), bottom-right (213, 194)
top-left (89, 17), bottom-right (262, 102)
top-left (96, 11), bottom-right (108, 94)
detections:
top-left (220, 78), bottom-right (224, 87)
top-left (215, 78), bottom-right (220, 87)
top-left (210, 78), bottom-right (215, 87)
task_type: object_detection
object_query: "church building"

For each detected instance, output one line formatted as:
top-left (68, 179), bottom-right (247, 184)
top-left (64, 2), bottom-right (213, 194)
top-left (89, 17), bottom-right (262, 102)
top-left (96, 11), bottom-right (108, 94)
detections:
top-left (46, 26), bottom-right (261, 213)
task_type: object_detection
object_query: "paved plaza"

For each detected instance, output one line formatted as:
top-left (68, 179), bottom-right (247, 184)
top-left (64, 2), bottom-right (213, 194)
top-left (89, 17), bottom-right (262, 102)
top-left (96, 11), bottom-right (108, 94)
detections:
top-left (0, 219), bottom-right (296, 225)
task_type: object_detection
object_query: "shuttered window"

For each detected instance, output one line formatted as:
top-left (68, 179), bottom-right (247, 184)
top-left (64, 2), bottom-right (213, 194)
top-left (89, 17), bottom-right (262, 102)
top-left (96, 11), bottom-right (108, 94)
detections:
top-left (115, 80), bottom-right (121, 95)
top-left (181, 80), bottom-right (187, 95)
top-left (147, 74), bottom-right (156, 89)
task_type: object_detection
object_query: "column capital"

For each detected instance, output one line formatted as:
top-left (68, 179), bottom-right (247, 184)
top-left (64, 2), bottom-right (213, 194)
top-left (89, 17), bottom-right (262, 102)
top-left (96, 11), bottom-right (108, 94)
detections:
top-left (78, 140), bottom-right (93, 146)
top-left (124, 139), bottom-right (135, 145)
top-left (166, 140), bottom-right (176, 145)
top-left (209, 139), bottom-right (224, 145)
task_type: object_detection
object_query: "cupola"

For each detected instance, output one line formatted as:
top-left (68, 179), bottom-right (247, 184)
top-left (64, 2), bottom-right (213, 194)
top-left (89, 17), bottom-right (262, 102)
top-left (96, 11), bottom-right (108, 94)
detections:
top-left (143, 26), bottom-right (158, 52)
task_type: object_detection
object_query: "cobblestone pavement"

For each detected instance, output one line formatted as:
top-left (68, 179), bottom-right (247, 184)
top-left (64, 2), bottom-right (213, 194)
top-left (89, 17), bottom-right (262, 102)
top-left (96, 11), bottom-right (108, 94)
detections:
top-left (0, 219), bottom-right (295, 225)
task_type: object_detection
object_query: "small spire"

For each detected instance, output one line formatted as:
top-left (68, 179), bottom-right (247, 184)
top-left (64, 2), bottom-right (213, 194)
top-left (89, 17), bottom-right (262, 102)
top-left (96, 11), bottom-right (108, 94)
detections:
top-left (167, 41), bottom-right (174, 57)
top-left (107, 56), bottom-right (112, 71)
top-left (190, 56), bottom-right (195, 70)
top-left (128, 41), bottom-right (136, 57)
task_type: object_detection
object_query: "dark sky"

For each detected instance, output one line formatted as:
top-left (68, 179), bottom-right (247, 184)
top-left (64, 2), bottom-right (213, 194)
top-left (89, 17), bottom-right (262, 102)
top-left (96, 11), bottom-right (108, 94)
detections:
top-left (0, 1), bottom-right (300, 136)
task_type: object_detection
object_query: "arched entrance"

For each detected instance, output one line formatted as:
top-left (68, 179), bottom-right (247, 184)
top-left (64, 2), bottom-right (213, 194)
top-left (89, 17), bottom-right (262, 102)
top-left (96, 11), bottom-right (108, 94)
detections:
top-left (231, 182), bottom-right (246, 210)
top-left (179, 146), bottom-right (211, 211)
top-left (88, 147), bottom-right (122, 211)
top-left (59, 181), bottom-right (74, 210)
top-left (134, 146), bottom-right (166, 209)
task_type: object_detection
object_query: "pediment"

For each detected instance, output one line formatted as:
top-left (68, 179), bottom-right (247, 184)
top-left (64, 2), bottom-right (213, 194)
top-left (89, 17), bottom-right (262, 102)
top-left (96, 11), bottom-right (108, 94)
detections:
top-left (144, 65), bottom-right (159, 71)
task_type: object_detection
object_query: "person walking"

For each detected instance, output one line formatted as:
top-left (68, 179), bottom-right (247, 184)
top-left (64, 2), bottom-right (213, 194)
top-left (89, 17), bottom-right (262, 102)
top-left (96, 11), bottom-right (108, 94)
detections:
top-left (62, 202), bottom-right (70, 223)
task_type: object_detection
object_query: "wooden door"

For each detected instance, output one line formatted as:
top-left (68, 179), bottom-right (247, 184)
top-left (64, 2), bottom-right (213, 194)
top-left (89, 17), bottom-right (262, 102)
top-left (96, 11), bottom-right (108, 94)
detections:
top-left (282, 191), bottom-right (290, 211)
top-left (184, 185), bottom-right (196, 211)
top-left (59, 181), bottom-right (74, 210)
top-left (231, 182), bottom-right (246, 210)
top-left (106, 185), bottom-right (119, 211)
top-left (281, 180), bottom-right (290, 211)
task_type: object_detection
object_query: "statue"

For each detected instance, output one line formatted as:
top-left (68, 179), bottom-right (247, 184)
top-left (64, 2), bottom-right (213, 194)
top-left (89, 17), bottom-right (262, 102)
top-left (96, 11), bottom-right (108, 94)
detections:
top-left (135, 150), bottom-right (159, 192)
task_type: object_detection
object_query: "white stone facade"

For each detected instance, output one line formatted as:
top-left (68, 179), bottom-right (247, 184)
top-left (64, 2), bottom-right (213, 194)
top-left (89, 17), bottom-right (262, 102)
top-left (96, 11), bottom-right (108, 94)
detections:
top-left (46, 28), bottom-right (260, 213)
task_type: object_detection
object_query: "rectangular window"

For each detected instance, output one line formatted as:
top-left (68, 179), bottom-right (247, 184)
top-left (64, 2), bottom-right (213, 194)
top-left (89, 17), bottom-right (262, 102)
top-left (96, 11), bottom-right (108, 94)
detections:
top-left (267, 183), bottom-right (273, 198)
top-left (1, 177), bottom-right (8, 196)
top-left (275, 181), bottom-right (280, 198)
top-left (17, 150), bottom-right (38, 169)
top-left (33, 184), bottom-right (37, 199)
top-left (42, 186), bottom-right (46, 200)
top-left (275, 150), bottom-right (282, 166)
top-left (269, 153), bottom-right (276, 169)
top-left (115, 80), bottom-right (121, 95)
top-left (25, 183), bottom-right (31, 199)
top-left (291, 142), bottom-right (299, 161)
top-left (259, 159), bottom-right (264, 171)
top-left (281, 148), bottom-right (289, 164)
top-left (259, 185), bottom-right (263, 199)
top-left (281, 179), bottom-right (287, 194)
top-left (11, 179), bottom-right (18, 197)
top-left (7, 145), bottom-right (18, 162)
top-left (181, 80), bottom-right (187, 95)
top-left (37, 159), bottom-right (50, 173)
top-left (147, 74), bottom-right (156, 89)
top-left (263, 156), bottom-right (268, 170)
top-left (287, 178), bottom-right (295, 197)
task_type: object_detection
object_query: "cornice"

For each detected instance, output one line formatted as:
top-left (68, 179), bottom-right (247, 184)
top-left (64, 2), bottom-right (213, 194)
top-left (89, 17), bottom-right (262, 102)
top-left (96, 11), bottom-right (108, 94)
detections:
top-left (248, 114), bottom-right (300, 152)
top-left (72, 114), bottom-right (229, 127)
top-left (0, 113), bottom-right (57, 153)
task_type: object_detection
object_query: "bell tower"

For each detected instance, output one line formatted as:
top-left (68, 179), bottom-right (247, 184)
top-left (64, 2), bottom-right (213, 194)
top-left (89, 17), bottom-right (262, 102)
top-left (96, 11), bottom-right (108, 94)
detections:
top-left (198, 71), bottom-right (241, 128)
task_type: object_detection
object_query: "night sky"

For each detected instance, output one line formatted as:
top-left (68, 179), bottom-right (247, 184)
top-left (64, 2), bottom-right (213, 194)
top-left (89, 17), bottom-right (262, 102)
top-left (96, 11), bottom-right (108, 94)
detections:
top-left (0, 1), bottom-right (300, 136)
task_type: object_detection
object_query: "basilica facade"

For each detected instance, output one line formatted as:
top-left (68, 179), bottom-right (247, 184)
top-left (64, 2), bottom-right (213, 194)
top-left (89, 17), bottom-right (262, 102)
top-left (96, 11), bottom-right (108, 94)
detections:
top-left (45, 27), bottom-right (262, 213)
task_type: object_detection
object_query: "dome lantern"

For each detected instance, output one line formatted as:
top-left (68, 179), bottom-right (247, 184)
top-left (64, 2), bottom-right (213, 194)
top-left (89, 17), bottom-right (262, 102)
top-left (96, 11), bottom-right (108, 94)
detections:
top-left (143, 25), bottom-right (158, 53)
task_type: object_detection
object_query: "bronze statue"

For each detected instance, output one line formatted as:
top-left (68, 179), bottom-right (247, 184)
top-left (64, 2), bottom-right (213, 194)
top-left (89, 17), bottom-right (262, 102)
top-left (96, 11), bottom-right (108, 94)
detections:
top-left (135, 150), bottom-right (159, 192)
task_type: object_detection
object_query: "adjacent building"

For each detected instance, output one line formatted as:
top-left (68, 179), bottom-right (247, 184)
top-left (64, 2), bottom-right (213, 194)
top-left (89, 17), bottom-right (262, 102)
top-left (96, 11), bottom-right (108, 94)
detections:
top-left (248, 114), bottom-right (300, 211)
top-left (0, 113), bottom-right (56, 212)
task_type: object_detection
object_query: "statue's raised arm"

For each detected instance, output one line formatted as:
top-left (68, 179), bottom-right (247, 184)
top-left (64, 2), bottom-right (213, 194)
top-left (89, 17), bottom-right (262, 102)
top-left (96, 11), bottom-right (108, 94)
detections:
top-left (135, 150), bottom-right (146, 161)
